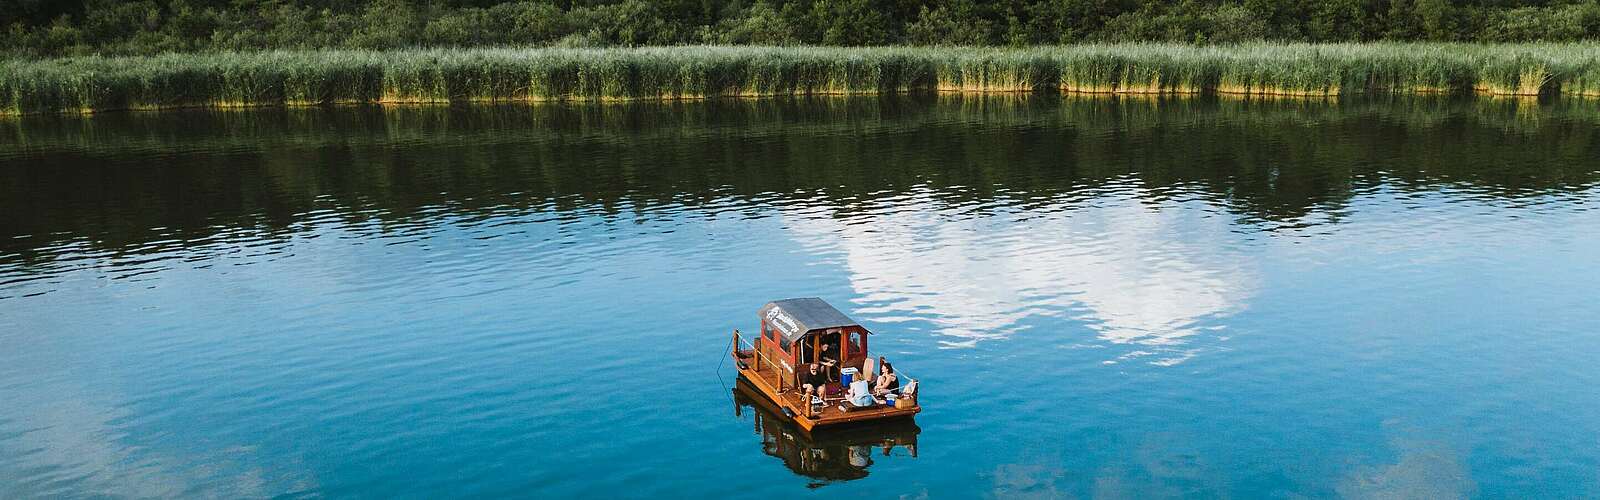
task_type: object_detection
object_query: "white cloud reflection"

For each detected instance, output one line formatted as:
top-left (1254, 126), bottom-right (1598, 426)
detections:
top-left (0, 313), bottom-right (316, 497)
top-left (783, 185), bottom-right (1256, 365)
top-left (0, 375), bottom-right (295, 498)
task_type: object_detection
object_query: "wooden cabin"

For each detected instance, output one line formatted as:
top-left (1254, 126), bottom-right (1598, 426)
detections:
top-left (732, 297), bottom-right (920, 431)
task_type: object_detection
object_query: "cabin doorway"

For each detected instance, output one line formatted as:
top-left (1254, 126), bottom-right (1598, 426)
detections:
top-left (813, 330), bottom-right (843, 379)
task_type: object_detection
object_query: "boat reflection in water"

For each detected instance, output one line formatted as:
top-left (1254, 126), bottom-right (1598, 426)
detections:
top-left (732, 381), bottom-right (919, 486)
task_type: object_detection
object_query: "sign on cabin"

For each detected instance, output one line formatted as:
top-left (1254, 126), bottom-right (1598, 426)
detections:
top-left (765, 307), bottom-right (803, 338)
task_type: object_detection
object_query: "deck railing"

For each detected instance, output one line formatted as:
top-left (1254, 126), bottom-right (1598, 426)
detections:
top-left (733, 330), bottom-right (791, 391)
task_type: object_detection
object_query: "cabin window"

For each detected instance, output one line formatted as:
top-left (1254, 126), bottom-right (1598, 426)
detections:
top-left (849, 331), bottom-right (864, 357)
top-left (780, 336), bottom-right (791, 353)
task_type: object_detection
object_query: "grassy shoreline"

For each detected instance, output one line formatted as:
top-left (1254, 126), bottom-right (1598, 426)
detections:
top-left (5, 44), bottom-right (1600, 115)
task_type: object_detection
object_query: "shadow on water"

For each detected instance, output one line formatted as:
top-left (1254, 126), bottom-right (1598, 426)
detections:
top-left (1, 93), bottom-right (1598, 267)
top-left (732, 381), bottom-right (919, 488)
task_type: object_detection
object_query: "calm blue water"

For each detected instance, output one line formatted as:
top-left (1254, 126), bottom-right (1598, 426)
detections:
top-left (2, 96), bottom-right (1599, 498)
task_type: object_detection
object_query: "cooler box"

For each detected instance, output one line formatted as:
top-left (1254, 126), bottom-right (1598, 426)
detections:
top-left (840, 367), bottom-right (859, 387)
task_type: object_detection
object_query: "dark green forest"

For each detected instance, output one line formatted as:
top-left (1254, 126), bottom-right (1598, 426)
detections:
top-left (6, 0), bottom-right (1600, 57)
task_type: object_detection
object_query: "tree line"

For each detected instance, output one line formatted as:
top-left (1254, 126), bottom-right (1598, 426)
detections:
top-left (6, 0), bottom-right (1600, 58)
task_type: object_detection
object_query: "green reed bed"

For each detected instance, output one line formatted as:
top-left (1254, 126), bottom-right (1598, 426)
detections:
top-left (6, 44), bottom-right (1600, 114)
top-left (930, 48), bottom-right (1056, 92)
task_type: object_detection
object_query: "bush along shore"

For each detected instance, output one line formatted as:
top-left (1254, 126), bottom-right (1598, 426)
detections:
top-left (5, 44), bottom-right (1600, 115)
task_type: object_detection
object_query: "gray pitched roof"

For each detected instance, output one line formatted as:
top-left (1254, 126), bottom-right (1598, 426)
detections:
top-left (759, 297), bottom-right (863, 342)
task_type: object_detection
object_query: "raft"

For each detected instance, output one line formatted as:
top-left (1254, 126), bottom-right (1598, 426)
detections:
top-left (730, 298), bottom-right (921, 431)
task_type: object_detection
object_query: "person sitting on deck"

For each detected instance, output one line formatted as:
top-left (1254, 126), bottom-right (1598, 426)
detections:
top-left (873, 362), bottom-right (900, 396)
top-left (846, 378), bottom-right (875, 407)
top-left (800, 363), bottom-right (829, 402)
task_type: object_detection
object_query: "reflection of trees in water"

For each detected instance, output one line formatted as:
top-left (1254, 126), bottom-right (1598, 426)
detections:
top-left (2, 95), bottom-right (1597, 263)
top-left (732, 384), bottom-right (918, 486)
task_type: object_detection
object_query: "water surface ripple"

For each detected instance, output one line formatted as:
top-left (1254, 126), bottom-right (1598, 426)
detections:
top-left (2, 95), bottom-right (1598, 497)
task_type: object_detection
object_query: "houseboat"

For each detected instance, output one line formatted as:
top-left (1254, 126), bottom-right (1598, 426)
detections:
top-left (731, 298), bottom-right (921, 431)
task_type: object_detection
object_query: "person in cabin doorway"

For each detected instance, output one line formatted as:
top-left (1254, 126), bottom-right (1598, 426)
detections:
top-left (819, 341), bottom-right (838, 370)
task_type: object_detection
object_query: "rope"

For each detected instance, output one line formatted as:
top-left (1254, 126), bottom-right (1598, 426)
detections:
top-left (716, 330), bottom-right (736, 407)
top-left (716, 330), bottom-right (734, 373)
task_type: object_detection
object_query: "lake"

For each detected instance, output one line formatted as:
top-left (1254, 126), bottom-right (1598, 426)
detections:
top-left (2, 95), bottom-right (1598, 498)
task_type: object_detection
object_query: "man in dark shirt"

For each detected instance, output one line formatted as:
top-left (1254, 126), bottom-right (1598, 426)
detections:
top-left (817, 342), bottom-right (838, 378)
top-left (800, 363), bottom-right (829, 401)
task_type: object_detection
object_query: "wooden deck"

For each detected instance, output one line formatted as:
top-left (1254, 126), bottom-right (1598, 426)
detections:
top-left (733, 349), bottom-right (919, 431)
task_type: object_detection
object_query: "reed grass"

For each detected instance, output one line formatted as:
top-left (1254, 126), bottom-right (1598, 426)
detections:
top-left (6, 44), bottom-right (1600, 115)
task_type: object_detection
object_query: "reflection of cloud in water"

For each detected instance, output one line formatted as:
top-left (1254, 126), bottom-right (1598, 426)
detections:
top-left (0, 352), bottom-right (314, 496)
top-left (1338, 433), bottom-right (1477, 499)
top-left (990, 463), bottom-right (1068, 499)
top-left (1090, 431), bottom-right (1224, 498)
top-left (784, 185), bottom-right (1254, 365)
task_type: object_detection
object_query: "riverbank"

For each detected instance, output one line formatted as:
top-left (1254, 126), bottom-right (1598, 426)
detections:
top-left (4, 44), bottom-right (1600, 115)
